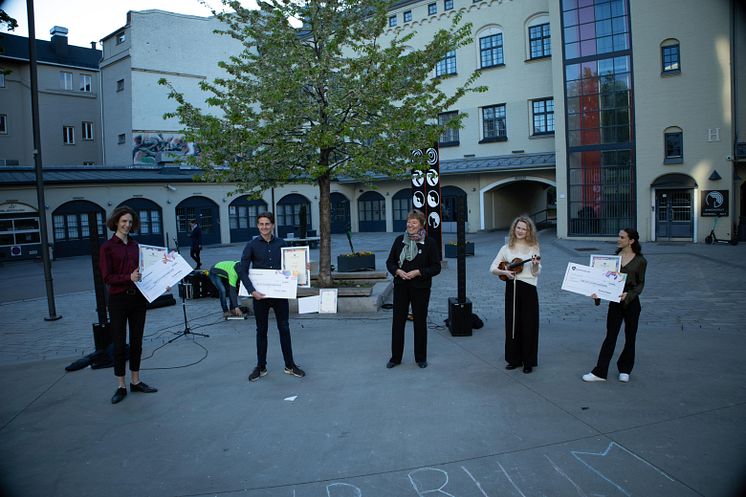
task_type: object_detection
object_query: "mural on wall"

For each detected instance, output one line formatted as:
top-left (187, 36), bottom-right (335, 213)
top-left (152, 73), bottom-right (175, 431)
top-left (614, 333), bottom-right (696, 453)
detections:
top-left (132, 133), bottom-right (198, 164)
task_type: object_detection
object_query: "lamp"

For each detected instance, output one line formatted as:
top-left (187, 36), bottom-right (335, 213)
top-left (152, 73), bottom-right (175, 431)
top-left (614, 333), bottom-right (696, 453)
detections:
top-left (165, 184), bottom-right (177, 192)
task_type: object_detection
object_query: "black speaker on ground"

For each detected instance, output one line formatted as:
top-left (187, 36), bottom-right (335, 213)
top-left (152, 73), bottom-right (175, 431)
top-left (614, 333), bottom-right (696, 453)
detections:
top-left (182, 271), bottom-right (218, 299)
top-left (147, 293), bottom-right (176, 309)
top-left (448, 297), bottom-right (473, 336)
top-left (92, 322), bottom-right (111, 352)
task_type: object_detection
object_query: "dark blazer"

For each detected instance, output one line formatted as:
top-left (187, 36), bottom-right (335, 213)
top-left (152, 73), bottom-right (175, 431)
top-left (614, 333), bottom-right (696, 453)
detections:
top-left (386, 235), bottom-right (441, 289)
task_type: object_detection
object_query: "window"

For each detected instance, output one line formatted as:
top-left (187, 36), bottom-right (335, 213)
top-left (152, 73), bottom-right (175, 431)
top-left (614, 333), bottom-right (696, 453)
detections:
top-left (664, 129), bottom-right (683, 163)
top-left (0, 114), bottom-right (6, 134)
top-left (481, 104), bottom-right (506, 142)
top-left (82, 121), bottom-right (94, 141)
top-left (444, 0), bottom-right (453, 10)
top-left (479, 33), bottom-right (504, 68)
top-left (0, 217), bottom-right (41, 247)
top-left (63, 126), bottom-right (75, 145)
top-left (80, 74), bottom-right (92, 92)
top-left (403, 10), bottom-right (412, 22)
top-left (117, 133), bottom-right (126, 144)
top-left (137, 210), bottom-right (161, 235)
top-left (531, 98), bottom-right (554, 135)
top-left (438, 111), bottom-right (459, 146)
top-left (389, 15), bottom-right (397, 27)
top-left (116, 79), bottom-right (124, 92)
top-left (661, 42), bottom-right (680, 73)
top-left (116, 32), bottom-right (126, 45)
top-left (428, 3), bottom-right (437, 15)
top-left (435, 50), bottom-right (457, 77)
top-left (60, 71), bottom-right (73, 90)
top-left (529, 23), bottom-right (551, 59)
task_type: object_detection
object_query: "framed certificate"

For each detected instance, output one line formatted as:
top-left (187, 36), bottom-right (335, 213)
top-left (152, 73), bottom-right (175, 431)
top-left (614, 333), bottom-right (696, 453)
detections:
top-left (139, 244), bottom-right (169, 272)
top-left (589, 254), bottom-right (621, 273)
top-left (282, 246), bottom-right (310, 288)
top-left (319, 288), bottom-right (338, 314)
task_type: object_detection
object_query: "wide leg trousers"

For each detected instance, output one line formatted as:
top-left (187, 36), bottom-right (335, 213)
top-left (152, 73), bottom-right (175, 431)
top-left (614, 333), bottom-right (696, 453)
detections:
top-left (391, 284), bottom-right (431, 364)
top-left (504, 280), bottom-right (539, 367)
top-left (591, 298), bottom-right (641, 379)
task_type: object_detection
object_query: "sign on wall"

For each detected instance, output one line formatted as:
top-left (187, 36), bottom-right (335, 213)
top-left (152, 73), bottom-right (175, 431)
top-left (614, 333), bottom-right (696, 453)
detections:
top-left (411, 146), bottom-right (442, 256)
top-left (701, 190), bottom-right (729, 217)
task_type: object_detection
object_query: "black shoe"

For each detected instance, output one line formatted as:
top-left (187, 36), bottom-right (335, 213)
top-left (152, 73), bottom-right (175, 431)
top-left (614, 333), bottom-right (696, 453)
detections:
top-left (248, 366), bottom-right (268, 382)
top-left (386, 360), bottom-right (400, 369)
top-left (505, 364), bottom-right (520, 370)
top-left (111, 387), bottom-right (127, 404)
top-left (417, 361), bottom-right (428, 368)
top-left (284, 365), bottom-right (306, 378)
top-left (130, 382), bottom-right (158, 393)
top-left (523, 366), bottom-right (533, 374)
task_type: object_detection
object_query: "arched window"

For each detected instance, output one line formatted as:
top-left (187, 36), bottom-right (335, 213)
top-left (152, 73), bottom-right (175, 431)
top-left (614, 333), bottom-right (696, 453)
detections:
top-left (358, 191), bottom-right (386, 232)
top-left (661, 38), bottom-right (680, 74)
top-left (276, 193), bottom-right (311, 238)
top-left (475, 25), bottom-right (504, 69)
top-left (392, 189), bottom-right (412, 232)
top-left (526, 14), bottom-right (551, 60)
top-left (664, 126), bottom-right (683, 163)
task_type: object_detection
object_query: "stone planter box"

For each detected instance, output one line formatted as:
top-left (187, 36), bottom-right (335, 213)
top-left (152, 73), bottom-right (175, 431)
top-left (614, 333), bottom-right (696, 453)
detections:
top-left (337, 253), bottom-right (375, 272)
top-left (444, 242), bottom-right (474, 258)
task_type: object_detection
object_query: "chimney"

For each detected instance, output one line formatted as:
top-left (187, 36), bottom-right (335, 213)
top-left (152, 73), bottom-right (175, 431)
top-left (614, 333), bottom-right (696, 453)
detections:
top-left (50, 26), bottom-right (69, 57)
top-left (90, 41), bottom-right (97, 50)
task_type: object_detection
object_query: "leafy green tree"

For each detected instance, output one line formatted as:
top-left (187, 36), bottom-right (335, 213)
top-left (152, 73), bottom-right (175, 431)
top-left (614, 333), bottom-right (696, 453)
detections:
top-left (1, 9), bottom-right (19, 76)
top-left (162, 0), bottom-right (484, 286)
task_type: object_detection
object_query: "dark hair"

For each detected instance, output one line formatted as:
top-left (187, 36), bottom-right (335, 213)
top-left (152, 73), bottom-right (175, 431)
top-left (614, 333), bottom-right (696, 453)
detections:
top-left (189, 219), bottom-right (197, 224)
top-left (407, 209), bottom-right (426, 227)
top-left (256, 211), bottom-right (275, 224)
top-left (106, 205), bottom-right (140, 232)
top-left (616, 227), bottom-right (642, 255)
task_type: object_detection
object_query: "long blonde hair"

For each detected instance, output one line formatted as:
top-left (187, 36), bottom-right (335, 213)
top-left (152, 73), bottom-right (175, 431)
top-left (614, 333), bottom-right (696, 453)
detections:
top-left (507, 216), bottom-right (539, 249)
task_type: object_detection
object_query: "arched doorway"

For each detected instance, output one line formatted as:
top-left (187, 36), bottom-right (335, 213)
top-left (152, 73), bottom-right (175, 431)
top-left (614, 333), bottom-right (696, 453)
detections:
top-left (358, 191), bottom-right (386, 232)
top-left (330, 192), bottom-right (351, 234)
top-left (276, 194), bottom-right (311, 238)
top-left (392, 189), bottom-right (412, 233)
top-left (52, 200), bottom-right (106, 258)
top-left (652, 173), bottom-right (696, 241)
top-left (118, 198), bottom-right (164, 247)
top-left (481, 177), bottom-right (556, 231)
top-left (229, 196), bottom-right (268, 243)
top-left (175, 196), bottom-right (220, 248)
top-left (441, 185), bottom-right (468, 233)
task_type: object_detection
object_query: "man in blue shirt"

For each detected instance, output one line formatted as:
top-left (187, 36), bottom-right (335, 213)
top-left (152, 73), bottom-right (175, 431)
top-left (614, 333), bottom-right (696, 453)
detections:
top-left (238, 212), bottom-right (306, 381)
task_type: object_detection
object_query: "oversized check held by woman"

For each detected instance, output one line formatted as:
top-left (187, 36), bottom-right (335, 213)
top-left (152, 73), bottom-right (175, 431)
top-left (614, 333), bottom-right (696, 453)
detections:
top-left (561, 262), bottom-right (627, 302)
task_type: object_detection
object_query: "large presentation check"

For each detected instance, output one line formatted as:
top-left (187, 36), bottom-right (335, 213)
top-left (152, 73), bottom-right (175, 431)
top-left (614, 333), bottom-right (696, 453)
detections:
top-left (561, 262), bottom-right (627, 303)
top-left (239, 269), bottom-right (298, 299)
top-left (135, 252), bottom-right (193, 303)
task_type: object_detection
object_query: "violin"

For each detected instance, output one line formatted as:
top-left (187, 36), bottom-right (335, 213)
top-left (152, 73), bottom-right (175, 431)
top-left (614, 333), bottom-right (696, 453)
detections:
top-left (498, 256), bottom-right (540, 281)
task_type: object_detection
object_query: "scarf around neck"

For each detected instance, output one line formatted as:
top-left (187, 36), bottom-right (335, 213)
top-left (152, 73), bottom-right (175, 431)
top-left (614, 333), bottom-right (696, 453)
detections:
top-left (399, 229), bottom-right (426, 267)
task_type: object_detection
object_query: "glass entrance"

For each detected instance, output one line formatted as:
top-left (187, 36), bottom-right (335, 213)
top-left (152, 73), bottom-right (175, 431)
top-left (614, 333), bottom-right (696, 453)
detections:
top-left (655, 189), bottom-right (693, 240)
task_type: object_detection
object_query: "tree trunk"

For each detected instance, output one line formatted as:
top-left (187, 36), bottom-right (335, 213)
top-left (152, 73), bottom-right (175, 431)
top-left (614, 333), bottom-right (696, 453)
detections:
top-left (317, 172), bottom-right (333, 287)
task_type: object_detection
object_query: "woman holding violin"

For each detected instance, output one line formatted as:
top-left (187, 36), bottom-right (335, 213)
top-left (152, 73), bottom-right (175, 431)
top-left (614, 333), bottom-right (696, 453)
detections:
top-left (490, 216), bottom-right (541, 373)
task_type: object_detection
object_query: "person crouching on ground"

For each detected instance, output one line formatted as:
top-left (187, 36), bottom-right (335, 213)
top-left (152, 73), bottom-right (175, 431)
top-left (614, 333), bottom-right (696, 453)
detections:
top-left (209, 260), bottom-right (244, 319)
top-left (385, 209), bottom-right (441, 369)
top-left (99, 206), bottom-right (158, 404)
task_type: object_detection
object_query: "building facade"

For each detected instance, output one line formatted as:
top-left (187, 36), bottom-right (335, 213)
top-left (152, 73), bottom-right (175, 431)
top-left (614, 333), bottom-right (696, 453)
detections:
top-left (1, 1), bottom-right (745, 260)
top-left (0, 27), bottom-right (102, 167)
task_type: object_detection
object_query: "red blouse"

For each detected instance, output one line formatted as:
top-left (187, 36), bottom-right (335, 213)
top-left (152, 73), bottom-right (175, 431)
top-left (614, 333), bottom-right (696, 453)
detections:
top-left (99, 235), bottom-right (139, 295)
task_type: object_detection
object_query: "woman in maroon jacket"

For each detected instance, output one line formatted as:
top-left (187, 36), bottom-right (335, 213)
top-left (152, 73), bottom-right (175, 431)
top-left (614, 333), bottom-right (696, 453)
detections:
top-left (99, 206), bottom-right (157, 404)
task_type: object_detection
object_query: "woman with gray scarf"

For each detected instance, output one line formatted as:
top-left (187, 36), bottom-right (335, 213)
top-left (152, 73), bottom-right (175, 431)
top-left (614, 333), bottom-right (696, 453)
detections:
top-left (385, 210), bottom-right (442, 369)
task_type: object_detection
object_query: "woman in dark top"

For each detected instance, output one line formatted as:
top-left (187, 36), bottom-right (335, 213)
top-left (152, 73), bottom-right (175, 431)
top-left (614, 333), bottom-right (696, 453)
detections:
top-left (583, 228), bottom-right (647, 383)
top-left (99, 206), bottom-right (158, 404)
top-left (385, 210), bottom-right (441, 369)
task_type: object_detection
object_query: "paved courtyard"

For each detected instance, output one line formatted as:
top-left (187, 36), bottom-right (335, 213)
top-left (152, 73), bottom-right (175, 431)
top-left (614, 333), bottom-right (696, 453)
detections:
top-left (0, 229), bottom-right (744, 497)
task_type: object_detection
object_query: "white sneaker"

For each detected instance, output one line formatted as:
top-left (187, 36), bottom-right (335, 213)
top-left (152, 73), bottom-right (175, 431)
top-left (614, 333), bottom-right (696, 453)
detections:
top-left (618, 373), bottom-right (630, 382)
top-left (582, 372), bottom-right (606, 382)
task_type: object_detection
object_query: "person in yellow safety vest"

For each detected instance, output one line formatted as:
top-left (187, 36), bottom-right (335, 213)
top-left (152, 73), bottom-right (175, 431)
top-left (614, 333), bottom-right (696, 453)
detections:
top-left (208, 260), bottom-right (243, 319)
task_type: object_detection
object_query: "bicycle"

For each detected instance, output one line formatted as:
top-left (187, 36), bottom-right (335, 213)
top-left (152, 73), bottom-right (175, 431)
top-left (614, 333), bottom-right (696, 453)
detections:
top-left (704, 215), bottom-right (738, 245)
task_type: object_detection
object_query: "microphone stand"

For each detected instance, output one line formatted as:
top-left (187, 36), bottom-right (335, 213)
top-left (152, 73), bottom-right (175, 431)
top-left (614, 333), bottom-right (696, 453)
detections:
top-left (168, 281), bottom-right (209, 343)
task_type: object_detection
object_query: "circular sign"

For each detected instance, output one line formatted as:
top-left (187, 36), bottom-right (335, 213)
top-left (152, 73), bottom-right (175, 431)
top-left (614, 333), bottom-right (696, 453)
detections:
top-left (412, 170), bottom-right (424, 188)
top-left (10, 245), bottom-right (22, 256)
top-left (412, 191), bottom-right (425, 208)
top-left (426, 148), bottom-right (438, 166)
top-left (706, 191), bottom-right (725, 208)
top-left (427, 190), bottom-right (440, 208)
top-left (426, 169), bottom-right (439, 187)
top-left (428, 212), bottom-right (441, 229)
top-left (411, 149), bottom-right (423, 158)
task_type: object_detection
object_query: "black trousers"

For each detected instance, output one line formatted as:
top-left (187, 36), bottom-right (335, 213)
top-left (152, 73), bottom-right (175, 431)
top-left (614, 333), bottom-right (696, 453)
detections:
top-left (592, 298), bottom-right (641, 379)
top-left (391, 284), bottom-right (431, 364)
top-left (108, 292), bottom-right (147, 377)
top-left (252, 298), bottom-right (295, 369)
top-left (190, 245), bottom-right (201, 268)
top-left (504, 280), bottom-right (539, 367)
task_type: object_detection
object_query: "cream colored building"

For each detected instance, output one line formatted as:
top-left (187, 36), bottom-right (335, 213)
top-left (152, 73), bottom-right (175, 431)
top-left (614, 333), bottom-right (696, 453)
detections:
top-left (2, 0), bottom-right (745, 260)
